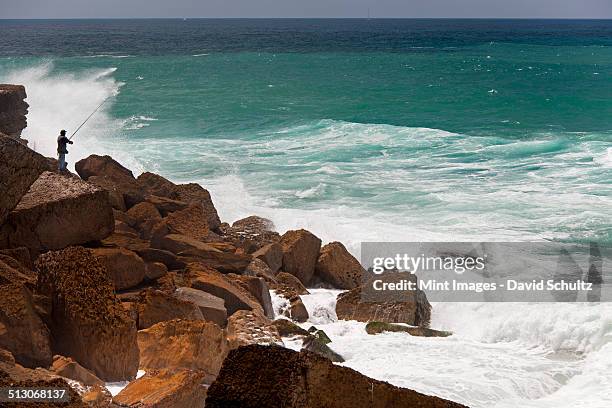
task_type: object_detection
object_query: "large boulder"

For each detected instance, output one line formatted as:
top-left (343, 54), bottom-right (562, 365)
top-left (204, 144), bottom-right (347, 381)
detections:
top-left (174, 287), bottom-right (227, 328)
top-left (276, 272), bottom-right (309, 295)
top-left (137, 172), bottom-right (220, 230)
top-left (92, 247), bottom-right (146, 290)
top-left (145, 194), bottom-right (189, 216)
top-left (205, 345), bottom-right (467, 408)
top-left (157, 203), bottom-right (216, 242)
top-left (0, 85), bottom-right (28, 139)
top-left (365, 321), bottom-right (452, 337)
top-left (222, 216), bottom-right (281, 252)
top-left (50, 355), bottom-right (104, 386)
top-left (279, 229), bottom-right (322, 286)
top-left (126, 201), bottom-right (162, 238)
top-left (0, 283), bottom-right (52, 368)
top-left (113, 368), bottom-right (208, 408)
top-left (335, 273), bottom-right (431, 327)
top-left (0, 172), bottom-right (114, 255)
top-left (75, 155), bottom-right (144, 208)
top-left (252, 242), bottom-right (283, 273)
top-left (35, 246), bottom-right (139, 381)
top-left (315, 242), bottom-right (364, 289)
top-left (0, 134), bottom-right (48, 225)
top-left (186, 264), bottom-right (263, 316)
top-left (226, 310), bottom-right (282, 349)
top-left (136, 289), bottom-right (204, 330)
top-left (227, 274), bottom-right (274, 319)
top-left (137, 319), bottom-right (228, 383)
top-left (152, 233), bottom-right (251, 274)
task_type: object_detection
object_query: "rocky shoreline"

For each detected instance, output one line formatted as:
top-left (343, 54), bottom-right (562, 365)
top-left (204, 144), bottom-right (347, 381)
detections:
top-left (0, 84), bottom-right (466, 407)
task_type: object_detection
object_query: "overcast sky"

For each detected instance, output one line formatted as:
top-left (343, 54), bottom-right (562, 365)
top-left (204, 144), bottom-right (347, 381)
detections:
top-left (1, 0), bottom-right (611, 19)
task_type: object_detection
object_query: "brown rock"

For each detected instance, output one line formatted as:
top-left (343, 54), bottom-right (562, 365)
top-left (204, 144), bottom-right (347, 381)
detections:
top-left (113, 209), bottom-right (135, 225)
top-left (92, 247), bottom-right (146, 290)
top-left (102, 232), bottom-right (150, 252)
top-left (365, 321), bottom-right (452, 337)
top-left (0, 134), bottom-right (48, 226)
top-left (301, 336), bottom-right (345, 363)
top-left (279, 229), bottom-right (322, 286)
top-left (0, 84), bottom-right (28, 139)
top-left (0, 247), bottom-right (34, 270)
top-left (0, 360), bottom-right (86, 408)
top-left (136, 172), bottom-right (220, 230)
top-left (252, 242), bottom-right (283, 273)
top-left (136, 289), bottom-right (204, 330)
top-left (160, 203), bottom-right (215, 242)
top-left (88, 175), bottom-right (127, 211)
top-left (35, 247), bottom-right (139, 381)
top-left (226, 310), bottom-right (282, 349)
top-left (137, 319), bottom-right (228, 382)
top-left (276, 271), bottom-right (310, 295)
top-left (0, 172), bottom-right (114, 255)
top-left (115, 220), bottom-right (138, 235)
top-left (315, 241), bottom-right (364, 289)
top-left (244, 258), bottom-right (277, 284)
top-left (144, 261), bottom-right (168, 281)
top-left (223, 216), bottom-right (281, 252)
top-left (271, 319), bottom-right (310, 337)
top-left (287, 297), bottom-right (309, 323)
top-left (174, 287), bottom-right (227, 328)
top-left (135, 247), bottom-right (184, 271)
top-left (153, 233), bottom-right (251, 273)
top-left (145, 194), bottom-right (189, 216)
top-left (227, 274), bottom-right (274, 319)
top-left (113, 368), bottom-right (207, 408)
top-left (186, 264), bottom-right (263, 316)
top-left (335, 273), bottom-right (431, 327)
top-left (50, 355), bottom-right (104, 386)
top-left (205, 345), bottom-right (467, 408)
top-left (0, 283), bottom-right (52, 368)
top-left (75, 155), bottom-right (144, 208)
top-left (126, 201), bottom-right (161, 226)
top-left (0, 254), bottom-right (37, 288)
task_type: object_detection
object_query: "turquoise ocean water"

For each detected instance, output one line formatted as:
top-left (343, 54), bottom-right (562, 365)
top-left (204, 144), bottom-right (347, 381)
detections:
top-left (0, 19), bottom-right (610, 246)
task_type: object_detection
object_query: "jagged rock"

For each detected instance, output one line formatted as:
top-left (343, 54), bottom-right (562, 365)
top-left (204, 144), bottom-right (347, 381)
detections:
top-left (0, 85), bottom-right (28, 139)
top-left (87, 175), bottom-right (127, 211)
top-left (276, 272), bottom-right (310, 295)
top-left (186, 264), bottom-right (263, 316)
top-left (0, 247), bottom-right (34, 270)
top-left (0, 283), bottom-right (52, 368)
top-left (35, 247), bottom-right (139, 381)
top-left (135, 247), bottom-right (184, 271)
top-left (115, 220), bottom-right (139, 235)
top-left (81, 385), bottom-right (114, 407)
top-left (145, 194), bottom-right (189, 216)
top-left (75, 155), bottom-right (144, 208)
top-left (156, 203), bottom-right (215, 242)
top-left (50, 355), bottom-right (104, 386)
top-left (102, 232), bottom-right (150, 253)
top-left (174, 287), bottom-right (227, 328)
top-left (205, 345), bottom-right (467, 408)
top-left (144, 261), bottom-right (168, 281)
top-left (271, 319), bottom-right (310, 337)
top-left (315, 241), bottom-right (364, 289)
top-left (138, 319), bottom-right (228, 382)
top-left (136, 289), bottom-right (204, 330)
top-left (0, 134), bottom-right (48, 225)
top-left (153, 233), bottom-right (251, 273)
top-left (336, 273), bottom-right (431, 327)
top-left (287, 297), bottom-right (309, 323)
top-left (0, 348), bottom-right (15, 365)
top-left (301, 336), bottom-right (344, 362)
top-left (113, 368), bottom-right (208, 408)
top-left (227, 274), bottom-right (274, 318)
top-left (126, 201), bottom-right (162, 226)
top-left (0, 172), bottom-right (114, 255)
top-left (252, 242), bottom-right (283, 273)
top-left (113, 209), bottom-right (135, 225)
top-left (92, 247), bottom-right (146, 290)
top-left (136, 172), bottom-right (220, 230)
top-left (244, 258), bottom-right (277, 283)
top-left (0, 254), bottom-right (37, 288)
top-left (365, 321), bottom-right (452, 337)
top-left (0, 360), bottom-right (86, 408)
top-left (223, 216), bottom-right (281, 252)
top-left (226, 310), bottom-right (282, 349)
top-left (279, 229), bottom-right (322, 285)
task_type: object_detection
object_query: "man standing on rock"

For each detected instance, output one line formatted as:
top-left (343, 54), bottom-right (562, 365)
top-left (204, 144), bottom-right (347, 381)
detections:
top-left (57, 129), bottom-right (73, 171)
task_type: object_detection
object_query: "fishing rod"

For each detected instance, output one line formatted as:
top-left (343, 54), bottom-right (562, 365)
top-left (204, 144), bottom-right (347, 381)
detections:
top-left (68, 95), bottom-right (112, 140)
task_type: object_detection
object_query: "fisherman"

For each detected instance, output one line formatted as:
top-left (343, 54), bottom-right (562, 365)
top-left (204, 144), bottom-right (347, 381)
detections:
top-left (57, 130), bottom-right (73, 171)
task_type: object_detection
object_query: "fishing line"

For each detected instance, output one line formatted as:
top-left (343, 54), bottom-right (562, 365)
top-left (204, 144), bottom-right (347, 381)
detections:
top-left (68, 95), bottom-right (112, 140)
